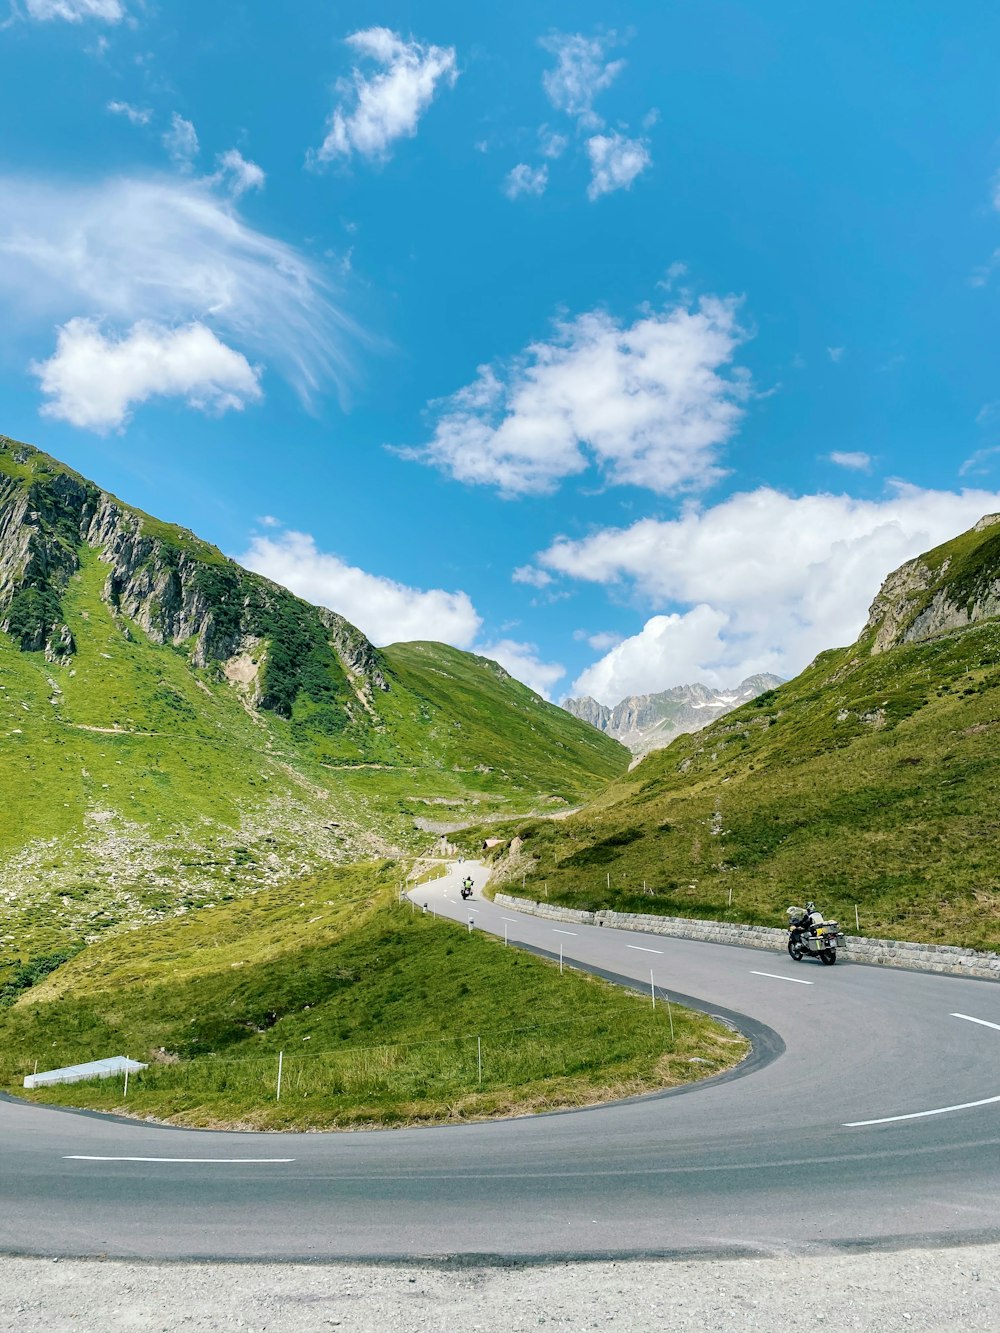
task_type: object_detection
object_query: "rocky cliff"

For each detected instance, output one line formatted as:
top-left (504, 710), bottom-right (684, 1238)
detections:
top-left (863, 513), bottom-right (1000, 655)
top-left (0, 435), bottom-right (387, 716)
top-left (563, 674), bottom-right (783, 756)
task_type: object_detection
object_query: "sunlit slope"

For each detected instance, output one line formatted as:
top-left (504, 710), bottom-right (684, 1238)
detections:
top-left (486, 518), bottom-right (1000, 950)
top-left (0, 433), bottom-right (628, 966)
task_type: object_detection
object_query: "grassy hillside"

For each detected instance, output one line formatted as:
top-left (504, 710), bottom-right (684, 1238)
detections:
top-left (0, 864), bottom-right (746, 1129)
top-left (0, 435), bottom-right (626, 975)
top-left (479, 526), bottom-right (1000, 951)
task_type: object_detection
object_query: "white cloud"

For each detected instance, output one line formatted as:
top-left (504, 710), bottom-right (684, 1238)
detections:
top-left (239, 530), bottom-right (482, 648)
top-left (257, 515), bottom-right (281, 528)
top-left (512, 564), bottom-right (553, 588)
top-left (0, 174), bottom-right (354, 406)
top-left (313, 27), bottom-right (457, 164)
top-left (399, 295), bottom-right (751, 497)
top-left (504, 163), bottom-right (548, 199)
top-left (959, 446), bottom-right (1000, 478)
top-left (32, 318), bottom-right (261, 431)
top-left (26, 0), bottom-right (123, 20)
top-left (163, 113), bottom-right (199, 170)
top-left (107, 100), bottom-right (151, 126)
top-left (573, 628), bottom-right (623, 652)
top-left (586, 131), bottom-right (651, 200)
top-left (540, 32), bottom-right (624, 124)
top-left (829, 450), bottom-right (872, 471)
top-left (216, 148), bottom-right (266, 197)
top-left (538, 127), bottom-right (568, 158)
top-left (535, 484), bottom-right (1000, 703)
top-left (827, 345), bottom-right (845, 363)
top-left (476, 639), bottom-right (565, 700)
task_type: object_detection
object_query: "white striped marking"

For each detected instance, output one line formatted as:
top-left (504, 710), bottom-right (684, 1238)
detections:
top-left (952, 1012), bottom-right (1000, 1033)
top-left (501, 917), bottom-right (519, 923)
top-left (63, 1156), bottom-right (294, 1163)
top-left (626, 945), bottom-right (663, 955)
top-left (750, 970), bottom-right (813, 986)
top-left (553, 929), bottom-right (577, 936)
top-left (844, 1094), bottom-right (1000, 1128)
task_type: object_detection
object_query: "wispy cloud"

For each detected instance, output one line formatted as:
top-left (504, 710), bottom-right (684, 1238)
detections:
top-left (828, 450), bottom-right (872, 471)
top-left (312, 27), bottom-right (457, 165)
top-left (827, 345), bottom-right (845, 363)
top-left (216, 148), bottom-right (266, 197)
top-left (504, 163), bottom-right (548, 200)
top-left (540, 31), bottom-right (624, 126)
top-left (959, 445), bottom-right (1000, 478)
top-left (586, 131), bottom-right (650, 199)
top-left (25, 0), bottom-right (123, 21)
top-left (0, 174), bottom-right (357, 415)
top-left (398, 294), bottom-right (751, 497)
top-left (163, 113), bottom-right (199, 170)
top-left (107, 100), bottom-right (151, 126)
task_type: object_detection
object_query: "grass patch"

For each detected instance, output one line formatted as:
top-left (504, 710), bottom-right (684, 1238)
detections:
top-left (0, 863), bottom-right (746, 1129)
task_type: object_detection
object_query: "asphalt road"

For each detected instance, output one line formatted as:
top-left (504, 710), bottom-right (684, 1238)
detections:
top-left (2, 861), bottom-right (999, 1262)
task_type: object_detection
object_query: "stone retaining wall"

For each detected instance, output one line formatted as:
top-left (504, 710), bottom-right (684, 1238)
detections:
top-left (493, 893), bottom-right (1000, 982)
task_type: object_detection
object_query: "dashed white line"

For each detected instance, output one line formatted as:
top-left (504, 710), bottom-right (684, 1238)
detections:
top-left (750, 971), bottom-right (813, 986)
top-left (63, 1156), bottom-right (295, 1163)
top-left (952, 1012), bottom-right (1000, 1033)
top-left (626, 945), bottom-right (663, 955)
top-left (553, 929), bottom-right (577, 936)
top-left (844, 1094), bottom-right (1000, 1127)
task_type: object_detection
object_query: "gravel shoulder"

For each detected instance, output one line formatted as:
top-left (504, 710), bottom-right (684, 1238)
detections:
top-left (2, 1244), bottom-right (998, 1331)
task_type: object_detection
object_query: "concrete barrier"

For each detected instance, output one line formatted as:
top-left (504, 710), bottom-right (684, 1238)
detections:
top-left (493, 893), bottom-right (1000, 982)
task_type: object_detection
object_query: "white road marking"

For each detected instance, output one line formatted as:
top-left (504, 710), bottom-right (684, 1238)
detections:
top-left (553, 929), bottom-right (577, 936)
top-left (844, 1094), bottom-right (1000, 1127)
top-left (63, 1156), bottom-right (295, 1163)
top-left (626, 945), bottom-right (663, 955)
top-left (952, 1012), bottom-right (1000, 1033)
top-left (750, 971), bottom-right (813, 986)
top-left (501, 917), bottom-right (519, 923)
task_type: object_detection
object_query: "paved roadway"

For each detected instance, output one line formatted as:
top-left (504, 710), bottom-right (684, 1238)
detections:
top-left (2, 861), bottom-right (999, 1261)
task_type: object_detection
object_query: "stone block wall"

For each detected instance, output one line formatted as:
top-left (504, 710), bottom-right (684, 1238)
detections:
top-left (493, 894), bottom-right (1000, 982)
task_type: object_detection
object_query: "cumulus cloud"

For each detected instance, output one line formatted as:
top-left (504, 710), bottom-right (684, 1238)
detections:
top-left (0, 174), bottom-right (354, 409)
top-left (32, 318), bottom-right (261, 430)
top-left (538, 127), bottom-right (568, 158)
top-left (216, 148), bottom-right (266, 196)
top-left (163, 113), bottom-right (199, 170)
top-left (476, 639), bottom-right (565, 700)
top-left (107, 100), bottom-right (151, 126)
top-left (586, 131), bottom-right (651, 199)
top-left (574, 628), bottom-right (623, 652)
top-left (399, 295), bottom-right (751, 497)
top-left (239, 530), bottom-right (482, 648)
top-left (26, 0), bottom-right (123, 20)
top-left (512, 564), bottom-right (553, 588)
top-left (535, 485), bottom-right (1000, 703)
top-left (829, 450), bottom-right (872, 471)
top-left (313, 27), bottom-right (457, 164)
top-left (540, 31), bottom-right (623, 125)
top-left (504, 163), bottom-right (548, 199)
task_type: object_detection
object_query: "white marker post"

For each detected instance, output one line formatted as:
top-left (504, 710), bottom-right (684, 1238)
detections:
top-left (276, 1050), bottom-right (284, 1103)
top-left (728, 886), bottom-right (733, 909)
top-left (855, 904), bottom-right (860, 932)
top-left (504, 922), bottom-right (508, 947)
top-left (477, 1036), bottom-right (482, 1086)
top-left (123, 1065), bottom-right (129, 1099)
top-left (559, 942), bottom-right (564, 975)
top-left (650, 970), bottom-right (656, 1010)
top-left (664, 991), bottom-right (675, 1042)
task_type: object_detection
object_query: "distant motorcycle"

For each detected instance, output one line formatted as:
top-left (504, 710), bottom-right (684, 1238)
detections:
top-left (787, 903), bottom-right (841, 965)
top-left (460, 879), bottom-right (474, 900)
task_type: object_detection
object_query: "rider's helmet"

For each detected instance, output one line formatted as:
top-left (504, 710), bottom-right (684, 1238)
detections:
top-left (806, 901), bottom-right (816, 913)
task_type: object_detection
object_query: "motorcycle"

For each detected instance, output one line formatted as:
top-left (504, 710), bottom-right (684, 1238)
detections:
top-left (460, 881), bottom-right (474, 900)
top-left (786, 905), bottom-right (840, 965)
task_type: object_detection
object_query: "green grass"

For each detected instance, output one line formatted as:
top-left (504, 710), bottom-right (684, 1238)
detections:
top-left (0, 864), bottom-right (746, 1129)
top-left (480, 620), bottom-right (1000, 951)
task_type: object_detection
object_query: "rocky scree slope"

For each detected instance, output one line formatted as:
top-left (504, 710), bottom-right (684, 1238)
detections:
top-left (0, 436), bottom-right (626, 971)
top-left (484, 515), bottom-right (1000, 951)
top-left (564, 675), bottom-right (784, 757)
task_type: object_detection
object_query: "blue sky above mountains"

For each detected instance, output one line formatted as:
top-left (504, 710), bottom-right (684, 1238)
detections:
top-left (3, 1), bottom-right (1000, 703)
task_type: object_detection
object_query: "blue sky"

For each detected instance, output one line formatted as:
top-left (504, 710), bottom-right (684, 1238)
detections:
top-left (3, 1), bottom-right (1000, 703)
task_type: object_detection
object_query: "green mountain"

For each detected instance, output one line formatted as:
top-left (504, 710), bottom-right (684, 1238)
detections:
top-left (484, 516), bottom-right (1000, 951)
top-left (0, 434), bottom-right (626, 967)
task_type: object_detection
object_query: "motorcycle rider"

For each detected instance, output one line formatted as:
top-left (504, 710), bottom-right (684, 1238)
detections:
top-left (789, 900), bottom-right (821, 946)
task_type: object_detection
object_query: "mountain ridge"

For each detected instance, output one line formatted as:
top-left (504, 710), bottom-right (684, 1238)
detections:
top-left (564, 674), bottom-right (784, 756)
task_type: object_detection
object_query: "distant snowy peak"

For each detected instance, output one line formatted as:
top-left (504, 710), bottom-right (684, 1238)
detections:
top-left (563, 674), bottom-right (784, 756)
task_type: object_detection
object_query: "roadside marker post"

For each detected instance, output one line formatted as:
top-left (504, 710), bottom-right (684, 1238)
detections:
top-left (650, 970), bottom-right (655, 1010)
top-left (504, 922), bottom-right (508, 946)
top-left (728, 886), bottom-right (733, 909)
top-left (855, 904), bottom-right (860, 932)
top-left (559, 942), bottom-right (564, 975)
top-left (477, 1036), bottom-right (482, 1086)
top-left (276, 1050), bottom-right (284, 1102)
top-left (123, 1064), bottom-right (129, 1099)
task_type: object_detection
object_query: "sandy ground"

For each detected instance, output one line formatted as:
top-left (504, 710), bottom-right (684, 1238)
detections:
top-left (1, 1244), bottom-right (998, 1332)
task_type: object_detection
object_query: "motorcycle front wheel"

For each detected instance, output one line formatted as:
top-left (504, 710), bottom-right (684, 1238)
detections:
top-left (820, 947), bottom-right (837, 965)
top-left (787, 938), bottom-right (805, 961)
